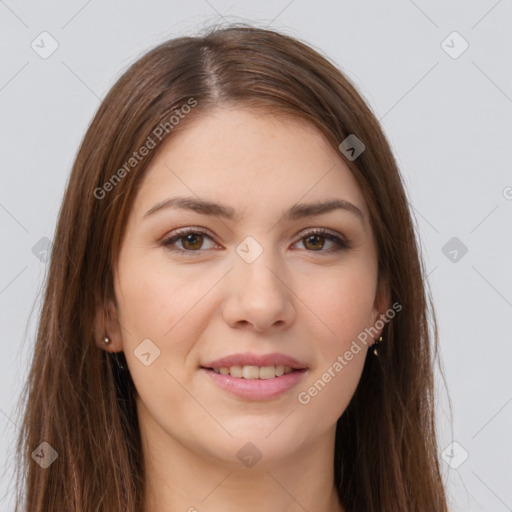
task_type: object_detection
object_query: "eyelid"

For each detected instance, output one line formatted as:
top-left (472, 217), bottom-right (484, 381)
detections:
top-left (163, 226), bottom-right (215, 240)
top-left (296, 226), bottom-right (348, 242)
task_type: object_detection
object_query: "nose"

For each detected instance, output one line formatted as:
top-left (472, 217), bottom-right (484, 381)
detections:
top-left (221, 250), bottom-right (296, 332)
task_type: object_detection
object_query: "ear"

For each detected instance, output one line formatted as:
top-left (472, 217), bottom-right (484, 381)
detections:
top-left (94, 297), bottom-right (123, 353)
top-left (369, 277), bottom-right (391, 341)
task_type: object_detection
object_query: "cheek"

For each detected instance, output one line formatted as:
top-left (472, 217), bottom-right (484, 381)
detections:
top-left (115, 250), bottom-right (212, 339)
top-left (293, 258), bottom-right (376, 417)
top-left (114, 254), bottom-right (211, 414)
top-left (114, 251), bottom-right (228, 396)
top-left (295, 267), bottom-right (373, 422)
top-left (299, 260), bottom-right (378, 349)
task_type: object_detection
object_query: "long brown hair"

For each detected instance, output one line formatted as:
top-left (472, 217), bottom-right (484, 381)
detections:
top-left (11, 23), bottom-right (448, 511)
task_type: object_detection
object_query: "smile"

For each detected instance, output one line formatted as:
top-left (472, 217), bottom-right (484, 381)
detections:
top-left (207, 364), bottom-right (296, 379)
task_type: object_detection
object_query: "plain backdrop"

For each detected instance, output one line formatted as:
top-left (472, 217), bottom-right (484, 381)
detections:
top-left (1, 1), bottom-right (511, 510)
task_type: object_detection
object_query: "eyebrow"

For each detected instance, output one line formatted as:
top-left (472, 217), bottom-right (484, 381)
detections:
top-left (143, 196), bottom-right (364, 223)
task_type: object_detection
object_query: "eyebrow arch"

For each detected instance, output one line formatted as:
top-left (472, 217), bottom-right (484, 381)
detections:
top-left (143, 196), bottom-right (364, 223)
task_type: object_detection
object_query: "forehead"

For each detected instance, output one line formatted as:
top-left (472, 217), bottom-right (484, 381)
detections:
top-left (134, 107), bottom-right (370, 223)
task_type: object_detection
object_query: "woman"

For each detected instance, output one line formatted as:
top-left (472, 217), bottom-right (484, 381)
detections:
top-left (12, 23), bottom-right (449, 511)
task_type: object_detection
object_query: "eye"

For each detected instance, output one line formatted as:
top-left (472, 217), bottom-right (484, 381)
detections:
top-left (292, 228), bottom-right (351, 254)
top-left (161, 228), bottom-right (218, 255)
top-left (161, 227), bottom-right (351, 256)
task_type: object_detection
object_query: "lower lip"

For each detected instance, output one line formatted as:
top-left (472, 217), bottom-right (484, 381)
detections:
top-left (201, 368), bottom-right (308, 400)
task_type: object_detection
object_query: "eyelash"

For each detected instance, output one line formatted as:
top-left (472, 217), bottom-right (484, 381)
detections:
top-left (160, 227), bottom-right (351, 257)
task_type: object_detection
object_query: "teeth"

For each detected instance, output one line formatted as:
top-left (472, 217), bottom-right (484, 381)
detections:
top-left (242, 365), bottom-right (259, 379)
top-left (211, 365), bottom-right (296, 378)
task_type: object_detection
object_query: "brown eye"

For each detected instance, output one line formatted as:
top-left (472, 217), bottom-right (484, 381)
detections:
top-left (162, 228), bottom-right (217, 255)
top-left (294, 229), bottom-right (350, 255)
top-left (181, 233), bottom-right (204, 250)
top-left (303, 234), bottom-right (326, 251)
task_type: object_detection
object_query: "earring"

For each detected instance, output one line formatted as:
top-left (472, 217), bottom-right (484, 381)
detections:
top-left (373, 336), bottom-right (383, 356)
top-left (103, 336), bottom-right (111, 345)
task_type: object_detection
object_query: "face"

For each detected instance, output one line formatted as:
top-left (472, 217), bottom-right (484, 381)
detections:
top-left (100, 106), bottom-right (386, 468)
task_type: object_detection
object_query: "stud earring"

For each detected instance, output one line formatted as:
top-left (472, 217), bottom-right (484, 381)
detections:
top-left (103, 336), bottom-right (111, 345)
top-left (373, 336), bottom-right (383, 356)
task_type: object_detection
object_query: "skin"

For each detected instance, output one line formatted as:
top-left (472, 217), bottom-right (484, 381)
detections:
top-left (96, 106), bottom-right (388, 512)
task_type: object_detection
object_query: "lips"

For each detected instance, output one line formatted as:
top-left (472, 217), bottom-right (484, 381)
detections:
top-left (200, 352), bottom-right (309, 400)
top-left (201, 352), bottom-right (308, 370)
top-left (201, 367), bottom-right (307, 400)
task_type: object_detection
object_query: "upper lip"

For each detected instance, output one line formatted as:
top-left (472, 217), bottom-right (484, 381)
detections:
top-left (201, 352), bottom-right (308, 370)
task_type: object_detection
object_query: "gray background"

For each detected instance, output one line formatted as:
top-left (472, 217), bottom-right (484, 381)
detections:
top-left (1, 1), bottom-right (511, 510)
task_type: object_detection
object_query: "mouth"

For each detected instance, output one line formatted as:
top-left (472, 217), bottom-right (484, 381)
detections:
top-left (199, 352), bottom-right (309, 400)
top-left (200, 364), bottom-right (305, 380)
